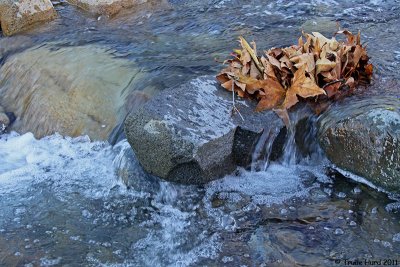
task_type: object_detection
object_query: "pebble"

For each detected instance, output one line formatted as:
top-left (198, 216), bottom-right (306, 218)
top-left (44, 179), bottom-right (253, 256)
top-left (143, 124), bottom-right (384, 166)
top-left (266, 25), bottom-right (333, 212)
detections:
top-left (352, 187), bottom-right (362, 194)
top-left (335, 228), bottom-right (344, 235)
top-left (349, 221), bottom-right (357, 226)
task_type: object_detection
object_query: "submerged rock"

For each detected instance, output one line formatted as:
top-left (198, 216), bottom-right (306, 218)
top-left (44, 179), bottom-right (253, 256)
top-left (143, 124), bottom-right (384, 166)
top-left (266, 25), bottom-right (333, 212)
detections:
top-left (0, 44), bottom-right (143, 140)
top-left (0, 36), bottom-right (33, 58)
top-left (66, 0), bottom-right (159, 16)
top-left (300, 18), bottom-right (338, 36)
top-left (0, 0), bottom-right (57, 36)
top-left (124, 76), bottom-right (285, 184)
top-left (318, 96), bottom-right (400, 192)
top-left (0, 106), bottom-right (8, 134)
top-left (0, 105), bottom-right (15, 134)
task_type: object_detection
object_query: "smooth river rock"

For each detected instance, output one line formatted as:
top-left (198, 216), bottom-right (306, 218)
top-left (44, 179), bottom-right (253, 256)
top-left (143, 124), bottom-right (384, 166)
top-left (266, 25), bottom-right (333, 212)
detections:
top-left (0, 44), bottom-right (143, 140)
top-left (124, 76), bottom-right (286, 184)
top-left (66, 0), bottom-right (153, 16)
top-left (0, 0), bottom-right (56, 36)
top-left (318, 96), bottom-right (400, 193)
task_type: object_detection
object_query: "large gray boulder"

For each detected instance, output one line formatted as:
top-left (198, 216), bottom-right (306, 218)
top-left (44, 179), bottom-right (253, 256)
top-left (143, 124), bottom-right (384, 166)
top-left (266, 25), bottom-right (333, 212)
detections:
top-left (318, 96), bottom-right (400, 192)
top-left (0, 0), bottom-right (56, 36)
top-left (124, 76), bottom-right (285, 184)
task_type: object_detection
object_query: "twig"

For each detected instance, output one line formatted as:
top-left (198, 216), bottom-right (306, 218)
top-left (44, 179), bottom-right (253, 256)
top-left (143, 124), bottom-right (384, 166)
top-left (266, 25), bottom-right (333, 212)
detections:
top-left (322, 79), bottom-right (345, 89)
top-left (230, 79), bottom-right (245, 121)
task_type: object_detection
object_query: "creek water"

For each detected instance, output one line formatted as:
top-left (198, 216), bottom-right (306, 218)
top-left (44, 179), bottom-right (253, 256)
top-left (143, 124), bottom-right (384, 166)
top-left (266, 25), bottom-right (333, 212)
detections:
top-left (1, 0), bottom-right (400, 266)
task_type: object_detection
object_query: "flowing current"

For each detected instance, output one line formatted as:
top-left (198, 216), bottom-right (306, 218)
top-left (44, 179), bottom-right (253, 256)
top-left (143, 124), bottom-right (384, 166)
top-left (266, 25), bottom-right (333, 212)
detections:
top-left (1, 0), bottom-right (400, 266)
top-left (1, 112), bottom-right (400, 266)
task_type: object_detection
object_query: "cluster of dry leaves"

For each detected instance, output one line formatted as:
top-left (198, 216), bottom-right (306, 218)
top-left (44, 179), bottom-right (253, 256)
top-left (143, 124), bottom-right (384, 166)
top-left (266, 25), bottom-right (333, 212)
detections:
top-left (216, 30), bottom-right (373, 114)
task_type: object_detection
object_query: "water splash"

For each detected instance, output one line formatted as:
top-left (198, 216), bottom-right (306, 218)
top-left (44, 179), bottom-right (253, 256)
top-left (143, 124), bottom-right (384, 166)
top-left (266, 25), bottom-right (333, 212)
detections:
top-left (250, 105), bottom-right (317, 171)
top-left (250, 126), bottom-right (280, 171)
top-left (0, 133), bottom-right (221, 267)
top-left (281, 116), bottom-right (298, 166)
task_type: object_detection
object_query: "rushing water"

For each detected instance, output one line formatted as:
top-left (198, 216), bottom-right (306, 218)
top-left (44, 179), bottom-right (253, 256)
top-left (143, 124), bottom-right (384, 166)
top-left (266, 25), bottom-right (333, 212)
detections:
top-left (1, 0), bottom-right (400, 266)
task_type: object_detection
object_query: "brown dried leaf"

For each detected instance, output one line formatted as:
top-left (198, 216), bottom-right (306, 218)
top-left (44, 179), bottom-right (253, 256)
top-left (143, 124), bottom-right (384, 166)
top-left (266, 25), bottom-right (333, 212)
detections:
top-left (270, 48), bottom-right (283, 58)
top-left (250, 60), bottom-right (262, 79)
top-left (316, 58), bottom-right (336, 74)
top-left (353, 45), bottom-right (365, 68)
top-left (335, 30), bottom-right (357, 45)
top-left (365, 63), bottom-right (373, 76)
top-left (284, 65), bottom-right (326, 109)
top-left (324, 81), bottom-right (342, 98)
top-left (266, 54), bottom-right (282, 70)
top-left (261, 58), bottom-right (279, 81)
top-left (292, 53), bottom-right (315, 74)
top-left (216, 29), bottom-right (372, 116)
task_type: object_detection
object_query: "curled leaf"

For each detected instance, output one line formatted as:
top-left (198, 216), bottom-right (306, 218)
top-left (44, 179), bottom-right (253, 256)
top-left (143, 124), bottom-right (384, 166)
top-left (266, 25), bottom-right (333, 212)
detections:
top-left (316, 58), bottom-right (336, 74)
top-left (284, 65), bottom-right (326, 109)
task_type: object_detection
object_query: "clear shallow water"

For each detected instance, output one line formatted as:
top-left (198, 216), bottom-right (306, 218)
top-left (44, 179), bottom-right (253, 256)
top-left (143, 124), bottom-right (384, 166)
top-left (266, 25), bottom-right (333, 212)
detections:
top-left (1, 0), bottom-right (400, 139)
top-left (2, 0), bottom-right (400, 94)
top-left (1, 0), bottom-right (400, 266)
top-left (0, 132), bottom-right (399, 266)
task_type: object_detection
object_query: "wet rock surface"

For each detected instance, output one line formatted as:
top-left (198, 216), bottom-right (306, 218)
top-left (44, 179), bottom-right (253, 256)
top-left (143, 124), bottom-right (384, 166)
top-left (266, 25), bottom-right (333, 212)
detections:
top-left (318, 94), bottom-right (400, 193)
top-left (65, 0), bottom-right (158, 16)
top-left (200, 166), bottom-right (400, 267)
top-left (0, 105), bottom-right (14, 134)
top-left (0, 0), bottom-right (57, 36)
top-left (124, 76), bottom-right (285, 184)
top-left (0, 44), bottom-right (142, 140)
top-left (0, 106), bottom-right (8, 134)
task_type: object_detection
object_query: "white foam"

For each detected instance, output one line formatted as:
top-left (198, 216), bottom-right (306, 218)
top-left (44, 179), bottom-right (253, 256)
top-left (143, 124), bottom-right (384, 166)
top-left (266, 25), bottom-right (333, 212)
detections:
top-left (333, 166), bottom-right (386, 193)
top-left (0, 132), bottom-right (221, 266)
top-left (0, 132), bottom-right (121, 198)
top-left (205, 163), bottom-right (326, 207)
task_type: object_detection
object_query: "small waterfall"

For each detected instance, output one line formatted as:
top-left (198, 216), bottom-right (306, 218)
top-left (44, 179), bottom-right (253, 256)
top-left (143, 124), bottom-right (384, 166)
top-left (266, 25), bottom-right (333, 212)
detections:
top-left (251, 127), bottom-right (280, 172)
top-left (296, 115), bottom-right (325, 164)
top-left (280, 109), bottom-right (305, 166)
top-left (250, 106), bottom-right (321, 171)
